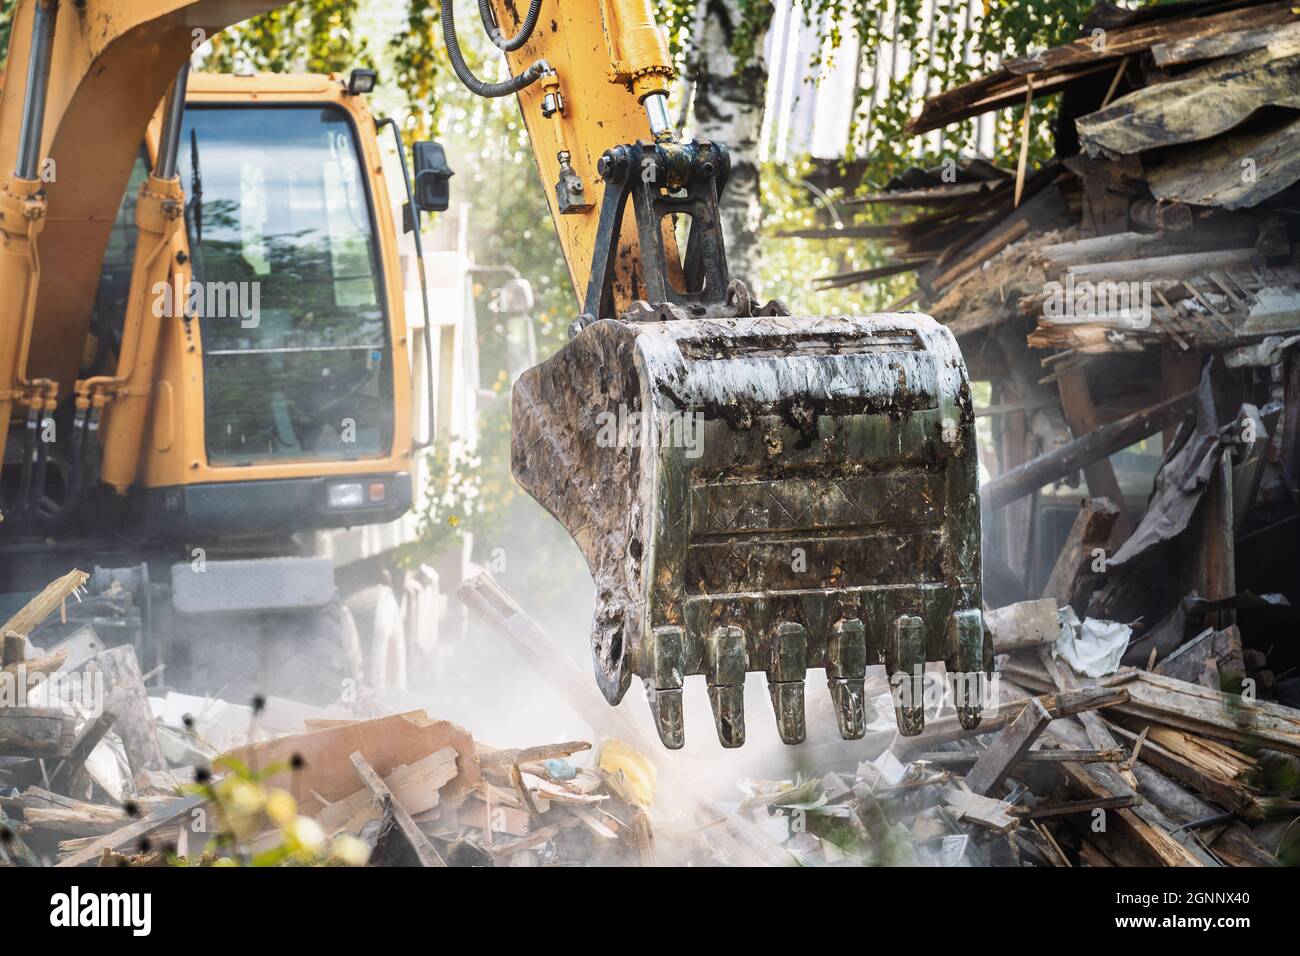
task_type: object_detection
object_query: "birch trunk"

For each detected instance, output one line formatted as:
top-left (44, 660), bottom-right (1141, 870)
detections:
top-left (688, 0), bottom-right (773, 293)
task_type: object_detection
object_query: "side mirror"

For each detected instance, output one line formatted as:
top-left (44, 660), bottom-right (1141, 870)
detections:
top-left (412, 141), bottom-right (453, 214)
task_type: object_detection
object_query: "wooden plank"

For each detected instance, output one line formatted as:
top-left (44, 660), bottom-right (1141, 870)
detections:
top-left (894, 683), bottom-right (1131, 753)
top-left (349, 751), bottom-right (445, 867)
top-left (986, 599), bottom-right (1060, 653)
top-left (1121, 670), bottom-right (1300, 755)
top-left (0, 706), bottom-right (76, 759)
top-left (845, 181), bottom-right (1002, 206)
top-left (944, 787), bottom-right (1018, 833)
top-left (966, 697), bottom-right (1053, 796)
top-left (1055, 368), bottom-right (1130, 541)
top-left (49, 712), bottom-right (116, 794)
top-left (983, 390), bottom-right (1196, 510)
top-left (318, 746), bottom-right (459, 834)
top-left (910, 3), bottom-right (1299, 133)
top-left (1153, 19), bottom-right (1300, 66)
top-left (1064, 249), bottom-right (1258, 284)
top-left (1130, 766), bottom-right (1276, 868)
top-left (92, 645), bottom-right (165, 774)
top-left (1036, 647), bottom-right (1136, 789)
top-left (1106, 720), bottom-right (1262, 819)
top-left (1155, 625), bottom-right (1245, 689)
top-left (55, 795), bottom-right (204, 867)
top-left (1050, 724), bottom-right (1218, 867)
top-left (479, 740), bottom-right (591, 769)
top-left (911, 748), bottom-right (1123, 769)
top-left (1012, 794), bottom-right (1140, 819)
top-left (1, 570), bottom-right (89, 637)
top-left (1042, 497), bottom-right (1121, 608)
top-left (1184, 454), bottom-right (1236, 629)
top-left (223, 711), bottom-right (480, 816)
top-left (1161, 350), bottom-right (1202, 445)
top-left (1038, 231), bottom-right (1256, 269)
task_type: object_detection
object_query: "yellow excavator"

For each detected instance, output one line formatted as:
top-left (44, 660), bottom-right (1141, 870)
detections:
top-left (0, 0), bottom-right (450, 700)
top-left (0, 0), bottom-right (986, 748)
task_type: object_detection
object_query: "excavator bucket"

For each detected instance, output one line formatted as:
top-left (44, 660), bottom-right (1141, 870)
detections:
top-left (511, 307), bottom-right (990, 749)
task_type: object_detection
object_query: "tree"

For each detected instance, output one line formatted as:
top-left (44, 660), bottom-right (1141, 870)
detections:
top-left (202, 0), bottom-right (373, 74)
top-left (681, 0), bottom-right (774, 294)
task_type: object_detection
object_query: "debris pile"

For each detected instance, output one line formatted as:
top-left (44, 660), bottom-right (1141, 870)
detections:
top-left (0, 569), bottom-right (668, 867)
top-left (4, 562), bottom-right (1300, 867)
top-left (753, 0), bottom-right (1300, 866)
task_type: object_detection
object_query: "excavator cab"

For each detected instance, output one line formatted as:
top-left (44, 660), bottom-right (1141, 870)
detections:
top-left (87, 71), bottom-right (433, 541)
top-left (446, 0), bottom-right (990, 748)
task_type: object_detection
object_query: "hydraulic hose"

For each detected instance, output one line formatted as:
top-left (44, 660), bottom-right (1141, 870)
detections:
top-left (60, 406), bottom-right (89, 520)
top-left (478, 0), bottom-right (542, 51)
top-left (441, 0), bottom-right (550, 98)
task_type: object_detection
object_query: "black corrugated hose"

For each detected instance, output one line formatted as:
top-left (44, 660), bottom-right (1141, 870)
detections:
top-left (479, 0), bottom-right (543, 51)
top-left (441, 0), bottom-right (549, 98)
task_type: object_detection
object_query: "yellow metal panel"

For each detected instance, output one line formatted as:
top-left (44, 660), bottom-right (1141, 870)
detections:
top-left (0, 0), bottom-right (290, 471)
top-left (485, 0), bottom-right (676, 312)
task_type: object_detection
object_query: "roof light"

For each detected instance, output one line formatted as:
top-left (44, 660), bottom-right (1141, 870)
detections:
top-left (347, 68), bottom-right (377, 96)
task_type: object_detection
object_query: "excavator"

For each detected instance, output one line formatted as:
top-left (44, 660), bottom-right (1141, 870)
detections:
top-left (0, 0), bottom-right (986, 749)
top-left (0, 0), bottom-right (452, 701)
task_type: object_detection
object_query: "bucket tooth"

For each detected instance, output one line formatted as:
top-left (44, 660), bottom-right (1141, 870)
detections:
top-left (827, 617), bottom-right (869, 739)
top-left (890, 615), bottom-right (926, 736)
top-left (949, 609), bottom-right (985, 731)
top-left (706, 625), bottom-right (748, 748)
top-left (767, 621), bottom-right (807, 744)
top-left (646, 626), bottom-right (685, 749)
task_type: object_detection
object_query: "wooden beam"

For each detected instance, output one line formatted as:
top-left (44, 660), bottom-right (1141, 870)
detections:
top-left (986, 598), bottom-right (1060, 653)
top-left (966, 697), bottom-right (1053, 796)
top-left (1184, 453), bottom-right (1236, 629)
top-left (911, 748), bottom-right (1123, 769)
top-left (1037, 647), bottom-right (1136, 788)
top-left (349, 751), bottom-right (446, 867)
top-left (983, 390), bottom-right (1196, 510)
top-left (0, 706), bottom-right (75, 759)
top-left (1161, 350), bottom-right (1202, 446)
top-left (56, 795), bottom-right (204, 867)
top-left (1056, 369), bottom-right (1131, 541)
top-left (1042, 497), bottom-right (1121, 610)
top-left (894, 683), bottom-right (1131, 753)
top-left (49, 712), bottom-right (116, 795)
top-left (1105, 720), bottom-right (1261, 818)
top-left (92, 646), bottom-right (166, 775)
top-left (1012, 794), bottom-right (1141, 819)
top-left (1050, 722), bottom-right (1219, 867)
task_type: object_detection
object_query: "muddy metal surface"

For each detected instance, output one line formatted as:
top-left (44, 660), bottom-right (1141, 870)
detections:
top-left (511, 311), bottom-right (988, 749)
